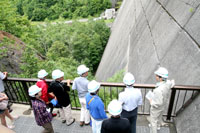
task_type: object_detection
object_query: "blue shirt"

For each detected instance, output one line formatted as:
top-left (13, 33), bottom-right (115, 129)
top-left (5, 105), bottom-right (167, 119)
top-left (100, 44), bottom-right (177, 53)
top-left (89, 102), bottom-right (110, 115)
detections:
top-left (72, 77), bottom-right (89, 98)
top-left (86, 93), bottom-right (107, 120)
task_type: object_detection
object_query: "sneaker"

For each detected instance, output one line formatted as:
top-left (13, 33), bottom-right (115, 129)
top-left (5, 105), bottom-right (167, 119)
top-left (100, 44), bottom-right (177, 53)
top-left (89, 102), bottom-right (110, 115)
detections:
top-left (84, 122), bottom-right (90, 126)
top-left (157, 126), bottom-right (161, 130)
top-left (80, 121), bottom-right (84, 127)
top-left (8, 125), bottom-right (15, 129)
top-left (9, 109), bottom-right (13, 113)
top-left (67, 118), bottom-right (75, 126)
top-left (62, 120), bottom-right (66, 123)
top-left (148, 124), bottom-right (151, 127)
top-left (161, 122), bottom-right (169, 127)
top-left (148, 124), bottom-right (161, 130)
top-left (52, 113), bottom-right (57, 117)
top-left (13, 115), bottom-right (19, 120)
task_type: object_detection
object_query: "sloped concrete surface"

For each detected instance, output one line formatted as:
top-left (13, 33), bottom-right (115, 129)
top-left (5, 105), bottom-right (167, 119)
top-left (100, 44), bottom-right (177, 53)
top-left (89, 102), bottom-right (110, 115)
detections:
top-left (96, 0), bottom-right (200, 86)
top-left (175, 94), bottom-right (200, 133)
top-left (95, 0), bottom-right (200, 132)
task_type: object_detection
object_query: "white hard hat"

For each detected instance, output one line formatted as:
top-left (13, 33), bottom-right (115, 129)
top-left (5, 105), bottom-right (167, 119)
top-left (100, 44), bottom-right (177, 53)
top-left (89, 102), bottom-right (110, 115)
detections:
top-left (123, 72), bottom-right (135, 85)
top-left (52, 69), bottom-right (64, 80)
top-left (77, 65), bottom-right (89, 75)
top-left (108, 99), bottom-right (122, 116)
top-left (154, 67), bottom-right (168, 78)
top-left (28, 85), bottom-right (42, 97)
top-left (38, 69), bottom-right (48, 78)
top-left (88, 80), bottom-right (100, 93)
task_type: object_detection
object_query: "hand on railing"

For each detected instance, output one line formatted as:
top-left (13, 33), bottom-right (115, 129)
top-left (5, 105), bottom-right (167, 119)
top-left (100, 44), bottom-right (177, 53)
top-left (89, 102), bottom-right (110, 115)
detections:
top-left (66, 79), bottom-right (71, 86)
top-left (171, 80), bottom-right (175, 88)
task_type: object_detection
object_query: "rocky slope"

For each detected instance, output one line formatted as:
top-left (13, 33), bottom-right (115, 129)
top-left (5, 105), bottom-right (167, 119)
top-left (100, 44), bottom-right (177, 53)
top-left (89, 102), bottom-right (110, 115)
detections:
top-left (0, 31), bottom-right (25, 74)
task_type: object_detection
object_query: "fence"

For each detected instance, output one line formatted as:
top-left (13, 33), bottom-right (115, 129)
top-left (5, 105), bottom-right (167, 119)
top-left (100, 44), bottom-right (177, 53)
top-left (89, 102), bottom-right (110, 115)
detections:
top-left (3, 77), bottom-right (200, 120)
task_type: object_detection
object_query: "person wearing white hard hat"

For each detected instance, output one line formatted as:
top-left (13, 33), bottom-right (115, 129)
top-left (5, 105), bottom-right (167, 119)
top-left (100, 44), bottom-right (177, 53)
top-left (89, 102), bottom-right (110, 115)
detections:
top-left (48, 69), bottom-right (75, 126)
top-left (36, 70), bottom-right (57, 117)
top-left (72, 65), bottom-right (90, 126)
top-left (101, 100), bottom-right (130, 133)
top-left (29, 85), bottom-right (54, 133)
top-left (86, 80), bottom-right (107, 133)
top-left (118, 72), bottom-right (143, 133)
top-left (148, 67), bottom-right (175, 133)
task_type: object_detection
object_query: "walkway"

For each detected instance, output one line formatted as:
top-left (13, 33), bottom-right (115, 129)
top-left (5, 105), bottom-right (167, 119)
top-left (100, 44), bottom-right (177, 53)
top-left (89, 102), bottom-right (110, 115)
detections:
top-left (5, 104), bottom-right (176, 133)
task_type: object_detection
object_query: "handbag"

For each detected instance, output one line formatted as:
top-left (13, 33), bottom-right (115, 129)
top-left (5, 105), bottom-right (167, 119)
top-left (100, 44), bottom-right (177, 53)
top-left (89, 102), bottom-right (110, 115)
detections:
top-left (0, 94), bottom-right (8, 110)
top-left (50, 99), bottom-right (59, 106)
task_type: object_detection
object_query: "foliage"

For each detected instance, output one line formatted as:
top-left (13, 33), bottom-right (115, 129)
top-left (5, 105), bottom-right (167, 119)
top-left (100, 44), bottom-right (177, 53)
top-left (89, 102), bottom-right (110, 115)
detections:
top-left (0, 0), bottom-right (111, 80)
top-left (26, 20), bottom-right (110, 76)
top-left (115, 0), bottom-right (123, 11)
top-left (93, 69), bottom-right (126, 109)
top-left (107, 69), bottom-right (125, 82)
top-left (0, 37), bottom-right (11, 59)
top-left (0, 0), bottom-right (113, 110)
top-left (20, 46), bottom-right (40, 78)
top-left (15, 0), bottom-right (111, 21)
top-left (0, 0), bottom-right (31, 38)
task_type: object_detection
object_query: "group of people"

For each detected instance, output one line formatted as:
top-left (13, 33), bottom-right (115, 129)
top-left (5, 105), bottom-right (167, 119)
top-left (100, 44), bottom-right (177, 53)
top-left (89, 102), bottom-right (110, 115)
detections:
top-left (0, 65), bottom-right (175, 133)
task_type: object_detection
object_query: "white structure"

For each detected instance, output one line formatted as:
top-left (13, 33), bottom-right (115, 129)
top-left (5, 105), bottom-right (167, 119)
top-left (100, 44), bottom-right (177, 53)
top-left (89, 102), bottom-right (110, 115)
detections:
top-left (104, 8), bottom-right (116, 19)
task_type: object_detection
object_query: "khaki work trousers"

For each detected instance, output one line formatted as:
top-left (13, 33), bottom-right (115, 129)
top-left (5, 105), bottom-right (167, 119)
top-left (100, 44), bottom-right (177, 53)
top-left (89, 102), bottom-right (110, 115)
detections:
top-left (150, 106), bottom-right (164, 133)
top-left (59, 104), bottom-right (74, 125)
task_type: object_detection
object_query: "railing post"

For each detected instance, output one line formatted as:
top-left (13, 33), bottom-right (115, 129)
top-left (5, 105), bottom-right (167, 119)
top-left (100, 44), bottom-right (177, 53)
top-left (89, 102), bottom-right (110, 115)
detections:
top-left (21, 81), bottom-right (31, 105)
top-left (167, 87), bottom-right (176, 120)
top-left (21, 81), bottom-right (32, 115)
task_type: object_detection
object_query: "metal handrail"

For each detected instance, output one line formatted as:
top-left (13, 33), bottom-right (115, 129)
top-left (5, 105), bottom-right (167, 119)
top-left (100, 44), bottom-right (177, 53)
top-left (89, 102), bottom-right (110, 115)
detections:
top-left (3, 77), bottom-right (200, 120)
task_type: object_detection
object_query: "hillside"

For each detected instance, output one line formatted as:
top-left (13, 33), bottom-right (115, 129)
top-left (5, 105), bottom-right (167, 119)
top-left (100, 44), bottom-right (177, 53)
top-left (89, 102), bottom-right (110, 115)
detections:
top-left (0, 31), bottom-right (25, 74)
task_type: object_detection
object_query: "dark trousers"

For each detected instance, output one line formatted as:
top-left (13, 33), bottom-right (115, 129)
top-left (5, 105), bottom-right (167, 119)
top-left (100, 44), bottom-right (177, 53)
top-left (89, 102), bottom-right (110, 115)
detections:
top-left (47, 103), bottom-right (54, 114)
top-left (121, 108), bottom-right (138, 133)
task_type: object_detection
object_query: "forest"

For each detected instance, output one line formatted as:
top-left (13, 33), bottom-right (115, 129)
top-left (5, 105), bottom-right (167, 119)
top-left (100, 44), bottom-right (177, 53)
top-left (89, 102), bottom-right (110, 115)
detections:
top-left (16, 0), bottom-right (112, 21)
top-left (0, 0), bottom-right (113, 80)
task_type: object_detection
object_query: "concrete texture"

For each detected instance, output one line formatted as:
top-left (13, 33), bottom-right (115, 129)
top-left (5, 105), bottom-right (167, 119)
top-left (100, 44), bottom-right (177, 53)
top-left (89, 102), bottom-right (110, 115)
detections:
top-left (174, 94), bottom-right (200, 133)
top-left (3, 104), bottom-right (176, 133)
top-left (96, 0), bottom-right (200, 132)
top-left (96, 0), bottom-right (200, 86)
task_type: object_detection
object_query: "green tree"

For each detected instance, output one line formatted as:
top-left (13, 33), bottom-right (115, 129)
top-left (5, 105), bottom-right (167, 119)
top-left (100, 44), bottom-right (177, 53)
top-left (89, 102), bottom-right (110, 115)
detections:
top-left (19, 20), bottom-right (110, 77)
top-left (16, 0), bottom-right (111, 21)
top-left (46, 41), bottom-right (70, 61)
top-left (0, 0), bottom-right (31, 38)
top-left (20, 47), bottom-right (39, 78)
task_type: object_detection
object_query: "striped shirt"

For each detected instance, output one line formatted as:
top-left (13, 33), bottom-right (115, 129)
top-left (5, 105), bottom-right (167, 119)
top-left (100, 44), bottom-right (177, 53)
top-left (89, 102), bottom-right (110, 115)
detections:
top-left (31, 99), bottom-right (52, 126)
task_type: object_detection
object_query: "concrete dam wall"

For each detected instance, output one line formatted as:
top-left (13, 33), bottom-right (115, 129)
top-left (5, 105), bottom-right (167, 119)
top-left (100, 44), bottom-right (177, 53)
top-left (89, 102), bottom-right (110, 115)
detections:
top-left (175, 94), bottom-right (200, 133)
top-left (96, 0), bottom-right (200, 86)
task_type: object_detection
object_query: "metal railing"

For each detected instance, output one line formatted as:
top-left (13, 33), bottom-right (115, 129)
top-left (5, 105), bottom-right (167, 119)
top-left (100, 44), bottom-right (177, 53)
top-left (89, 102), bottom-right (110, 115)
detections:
top-left (3, 77), bottom-right (200, 120)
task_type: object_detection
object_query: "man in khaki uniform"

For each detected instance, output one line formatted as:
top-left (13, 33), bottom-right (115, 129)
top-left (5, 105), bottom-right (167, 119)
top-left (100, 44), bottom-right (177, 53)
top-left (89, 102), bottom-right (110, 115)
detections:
top-left (149, 67), bottom-right (175, 133)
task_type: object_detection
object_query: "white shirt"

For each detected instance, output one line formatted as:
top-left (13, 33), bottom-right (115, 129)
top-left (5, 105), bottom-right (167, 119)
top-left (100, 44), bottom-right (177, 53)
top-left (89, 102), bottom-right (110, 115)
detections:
top-left (119, 87), bottom-right (143, 111)
top-left (0, 72), bottom-right (6, 92)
